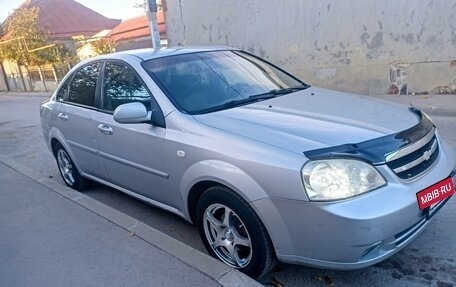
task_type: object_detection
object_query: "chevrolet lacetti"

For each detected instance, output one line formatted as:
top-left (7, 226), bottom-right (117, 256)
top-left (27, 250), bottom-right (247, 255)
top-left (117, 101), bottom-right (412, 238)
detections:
top-left (40, 47), bottom-right (456, 278)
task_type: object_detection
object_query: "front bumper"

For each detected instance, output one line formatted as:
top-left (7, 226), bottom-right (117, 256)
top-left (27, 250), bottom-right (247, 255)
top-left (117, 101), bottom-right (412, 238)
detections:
top-left (253, 140), bottom-right (456, 269)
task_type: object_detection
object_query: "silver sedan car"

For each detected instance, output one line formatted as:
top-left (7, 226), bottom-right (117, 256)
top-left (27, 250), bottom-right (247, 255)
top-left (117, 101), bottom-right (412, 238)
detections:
top-left (40, 47), bottom-right (456, 278)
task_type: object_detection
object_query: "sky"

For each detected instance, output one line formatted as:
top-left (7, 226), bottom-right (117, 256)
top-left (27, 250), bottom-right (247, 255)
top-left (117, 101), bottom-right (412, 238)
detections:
top-left (0, 0), bottom-right (145, 23)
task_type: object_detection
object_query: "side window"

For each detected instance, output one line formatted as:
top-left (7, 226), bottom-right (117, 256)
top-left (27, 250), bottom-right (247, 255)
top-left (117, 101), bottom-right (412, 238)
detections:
top-left (68, 63), bottom-right (101, 107)
top-left (56, 80), bottom-right (69, 102)
top-left (103, 62), bottom-right (151, 112)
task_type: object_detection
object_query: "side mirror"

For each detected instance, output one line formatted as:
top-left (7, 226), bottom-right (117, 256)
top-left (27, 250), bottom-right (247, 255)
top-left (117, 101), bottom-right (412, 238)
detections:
top-left (113, 102), bottom-right (152, 124)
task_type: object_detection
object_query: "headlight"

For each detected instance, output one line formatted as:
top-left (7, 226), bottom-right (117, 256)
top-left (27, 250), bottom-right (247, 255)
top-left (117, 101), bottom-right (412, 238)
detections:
top-left (302, 159), bottom-right (386, 201)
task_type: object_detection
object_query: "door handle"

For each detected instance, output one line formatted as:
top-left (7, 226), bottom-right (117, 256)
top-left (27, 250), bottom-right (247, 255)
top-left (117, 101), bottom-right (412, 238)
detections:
top-left (97, 124), bottom-right (113, 135)
top-left (58, 113), bottom-right (68, 121)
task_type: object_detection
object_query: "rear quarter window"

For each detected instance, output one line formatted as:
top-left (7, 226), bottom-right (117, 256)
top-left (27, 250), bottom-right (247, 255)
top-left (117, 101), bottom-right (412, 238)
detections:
top-left (56, 79), bottom-right (70, 102)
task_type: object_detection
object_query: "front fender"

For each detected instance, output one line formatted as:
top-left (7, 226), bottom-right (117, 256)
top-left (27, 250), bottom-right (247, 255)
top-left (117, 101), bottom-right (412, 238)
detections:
top-left (179, 160), bottom-right (269, 218)
top-left (179, 159), bottom-right (294, 256)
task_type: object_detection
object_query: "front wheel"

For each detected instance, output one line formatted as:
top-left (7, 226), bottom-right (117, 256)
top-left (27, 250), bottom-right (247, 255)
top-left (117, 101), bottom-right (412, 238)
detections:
top-left (196, 186), bottom-right (275, 278)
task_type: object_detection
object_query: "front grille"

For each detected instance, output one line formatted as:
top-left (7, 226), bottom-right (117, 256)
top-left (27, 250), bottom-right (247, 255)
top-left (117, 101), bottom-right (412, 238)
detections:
top-left (386, 128), bottom-right (439, 179)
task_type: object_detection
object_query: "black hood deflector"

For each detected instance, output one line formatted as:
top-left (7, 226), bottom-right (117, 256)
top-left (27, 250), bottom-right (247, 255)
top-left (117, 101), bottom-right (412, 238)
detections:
top-left (303, 108), bottom-right (434, 165)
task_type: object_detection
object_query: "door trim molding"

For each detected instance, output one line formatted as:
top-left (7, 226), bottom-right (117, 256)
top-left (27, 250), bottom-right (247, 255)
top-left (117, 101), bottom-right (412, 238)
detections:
top-left (99, 151), bottom-right (169, 179)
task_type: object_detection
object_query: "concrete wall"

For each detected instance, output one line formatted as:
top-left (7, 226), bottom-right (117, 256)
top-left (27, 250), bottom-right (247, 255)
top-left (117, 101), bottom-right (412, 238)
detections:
top-left (0, 60), bottom-right (62, 92)
top-left (164, 0), bottom-right (456, 95)
top-left (1, 61), bottom-right (27, 92)
top-left (0, 64), bottom-right (8, 91)
top-left (115, 38), bottom-right (168, 52)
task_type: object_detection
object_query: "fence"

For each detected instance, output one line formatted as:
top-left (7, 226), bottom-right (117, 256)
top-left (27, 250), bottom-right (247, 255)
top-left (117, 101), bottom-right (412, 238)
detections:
top-left (0, 61), bottom-right (71, 92)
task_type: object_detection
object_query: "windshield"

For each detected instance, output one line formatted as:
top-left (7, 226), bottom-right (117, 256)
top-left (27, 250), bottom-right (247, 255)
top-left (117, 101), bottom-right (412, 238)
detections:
top-left (142, 50), bottom-right (308, 114)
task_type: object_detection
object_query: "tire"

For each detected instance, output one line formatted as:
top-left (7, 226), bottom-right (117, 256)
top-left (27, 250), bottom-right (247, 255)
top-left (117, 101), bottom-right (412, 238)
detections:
top-left (196, 185), bottom-right (275, 278)
top-left (53, 142), bottom-right (89, 191)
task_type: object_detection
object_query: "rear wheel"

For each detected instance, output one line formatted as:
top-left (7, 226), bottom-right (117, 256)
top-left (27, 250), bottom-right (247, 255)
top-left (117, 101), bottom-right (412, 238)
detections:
top-left (196, 186), bottom-right (275, 278)
top-left (54, 142), bottom-right (88, 191)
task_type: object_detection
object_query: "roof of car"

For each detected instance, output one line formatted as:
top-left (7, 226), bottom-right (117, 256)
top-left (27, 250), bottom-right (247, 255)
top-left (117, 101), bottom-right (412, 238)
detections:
top-left (105, 46), bottom-right (237, 61)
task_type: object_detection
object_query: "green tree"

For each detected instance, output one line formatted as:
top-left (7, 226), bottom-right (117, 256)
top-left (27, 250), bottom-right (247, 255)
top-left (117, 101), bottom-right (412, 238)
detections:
top-left (93, 39), bottom-right (113, 55)
top-left (0, 6), bottom-right (60, 65)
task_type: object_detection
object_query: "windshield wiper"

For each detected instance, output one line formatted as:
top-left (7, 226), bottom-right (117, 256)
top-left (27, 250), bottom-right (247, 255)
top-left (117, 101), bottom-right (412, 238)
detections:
top-left (193, 93), bottom-right (276, 114)
top-left (192, 85), bottom-right (309, 114)
top-left (242, 84), bottom-right (309, 100)
top-left (218, 92), bottom-right (278, 109)
top-left (268, 84), bottom-right (310, 95)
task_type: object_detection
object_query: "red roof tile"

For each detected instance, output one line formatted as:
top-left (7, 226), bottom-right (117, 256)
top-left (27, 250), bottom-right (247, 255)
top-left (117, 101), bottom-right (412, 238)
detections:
top-left (21, 0), bottom-right (120, 39)
top-left (107, 12), bottom-right (166, 43)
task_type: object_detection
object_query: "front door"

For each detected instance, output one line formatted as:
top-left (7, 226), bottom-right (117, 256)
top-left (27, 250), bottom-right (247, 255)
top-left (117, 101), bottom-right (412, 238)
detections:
top-left (94, 61), bottom-right (172, 206)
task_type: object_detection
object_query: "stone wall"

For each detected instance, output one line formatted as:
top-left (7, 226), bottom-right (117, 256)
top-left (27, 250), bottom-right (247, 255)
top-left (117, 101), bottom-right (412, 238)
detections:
top-left (164, 0), bottom-right (456, 95)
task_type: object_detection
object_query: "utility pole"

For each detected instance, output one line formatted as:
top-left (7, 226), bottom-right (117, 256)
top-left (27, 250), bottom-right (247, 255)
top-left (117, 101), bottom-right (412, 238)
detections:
top-left (146, 0), bottom-right (161, 49)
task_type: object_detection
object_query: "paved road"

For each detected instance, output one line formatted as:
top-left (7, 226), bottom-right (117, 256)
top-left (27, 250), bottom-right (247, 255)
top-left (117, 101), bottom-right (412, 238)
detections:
top-left (0, 161), bottom-right (219, 287)
top-left (1, 94), bottom-right (455, 286)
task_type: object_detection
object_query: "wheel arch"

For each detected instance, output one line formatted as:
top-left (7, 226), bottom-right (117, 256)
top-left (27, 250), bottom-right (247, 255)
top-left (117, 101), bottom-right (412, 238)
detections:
top-left (47, 127), bottom-right (83, 172)
top-left (182, 160), bottom-right (295, 260)
top-left (51, 137), bottom-right (60, 156)
top-left (181, 160), bottom-right (269, 223)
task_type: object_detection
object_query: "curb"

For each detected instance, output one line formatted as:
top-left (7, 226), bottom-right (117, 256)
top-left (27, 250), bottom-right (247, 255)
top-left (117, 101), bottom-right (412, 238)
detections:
top-left (0, 155), bottom-right (263, 287)
top-left (0, 92), bottom-right (52, 98)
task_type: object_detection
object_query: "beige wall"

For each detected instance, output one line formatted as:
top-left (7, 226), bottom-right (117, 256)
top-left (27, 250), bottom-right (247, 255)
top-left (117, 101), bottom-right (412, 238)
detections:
top-left (0, 60), bottom-right (61, 92)
top-left (164, 0), bottom-right (456, 95)
top-left (1, 60), bottom-right (26, 92)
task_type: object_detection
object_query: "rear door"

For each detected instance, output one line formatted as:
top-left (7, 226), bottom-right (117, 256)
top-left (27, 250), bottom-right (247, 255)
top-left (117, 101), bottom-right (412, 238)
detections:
top-left (54, 62), bottom-right (107, 179)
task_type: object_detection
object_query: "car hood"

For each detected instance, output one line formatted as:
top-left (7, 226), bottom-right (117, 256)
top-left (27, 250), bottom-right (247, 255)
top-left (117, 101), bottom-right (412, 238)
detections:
top-left (193, 87), bottom-right (419, 155)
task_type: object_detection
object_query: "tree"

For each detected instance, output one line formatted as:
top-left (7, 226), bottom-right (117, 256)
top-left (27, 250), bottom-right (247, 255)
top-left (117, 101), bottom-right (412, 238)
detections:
top-left (0, 6), bottom-right (60, 66)
top-left (93, 39), bottom-right (113, 55)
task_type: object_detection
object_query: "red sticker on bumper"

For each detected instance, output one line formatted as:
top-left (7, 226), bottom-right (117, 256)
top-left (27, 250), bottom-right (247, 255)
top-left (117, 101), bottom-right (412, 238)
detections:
top-left (416, 177), bottom-right (455, 210)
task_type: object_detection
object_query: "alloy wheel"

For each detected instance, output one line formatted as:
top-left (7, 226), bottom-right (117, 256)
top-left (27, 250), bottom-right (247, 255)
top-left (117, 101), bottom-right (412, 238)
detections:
top-left (203, 203), bottom-right (252, 268)
top-left (57, 149), bottom-right (75, 186)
